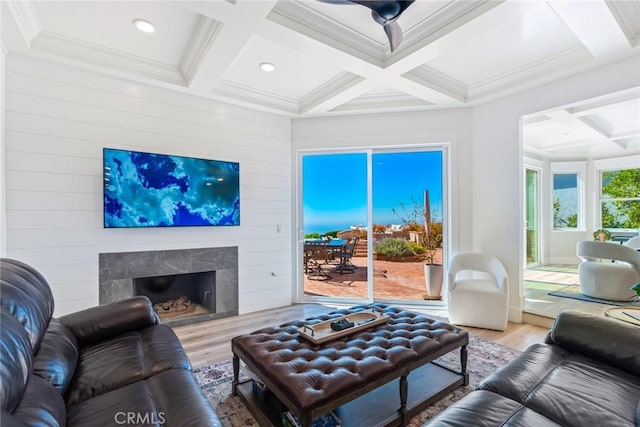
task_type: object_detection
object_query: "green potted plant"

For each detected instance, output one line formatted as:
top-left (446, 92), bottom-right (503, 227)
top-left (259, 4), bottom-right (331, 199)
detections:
top-left (631, 283), bottom-right (640, 302)
top-left (593, 229), bottom-right (611, 242)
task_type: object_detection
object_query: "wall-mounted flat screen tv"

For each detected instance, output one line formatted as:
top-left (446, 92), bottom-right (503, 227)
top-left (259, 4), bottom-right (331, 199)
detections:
top-left (104, 148), bottom-right (240, 228)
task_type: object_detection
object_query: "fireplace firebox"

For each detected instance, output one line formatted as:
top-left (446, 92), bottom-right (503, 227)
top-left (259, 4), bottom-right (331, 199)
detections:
top-left (134, 271), bottom-right (216, 322)
top-left (99, 247), bottom-right (238, 327)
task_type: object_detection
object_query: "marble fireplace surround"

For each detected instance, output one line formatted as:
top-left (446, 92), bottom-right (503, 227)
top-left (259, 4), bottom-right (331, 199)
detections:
top-left (99, 247), bottom-right (238, 326)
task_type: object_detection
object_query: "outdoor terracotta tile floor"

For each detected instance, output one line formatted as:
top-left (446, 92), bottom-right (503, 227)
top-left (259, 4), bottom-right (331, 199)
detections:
top-left (304, 250), bottom-right (443, 301)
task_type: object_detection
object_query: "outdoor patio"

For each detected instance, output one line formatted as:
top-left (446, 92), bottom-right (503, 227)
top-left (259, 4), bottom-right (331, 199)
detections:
top-left (303, 249), bottom-right (443, 301)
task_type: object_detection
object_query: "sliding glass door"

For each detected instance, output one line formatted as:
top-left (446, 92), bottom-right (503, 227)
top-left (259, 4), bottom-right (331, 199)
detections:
top-left (301, 153), bottom-right (368, 300)
top-left (372, 151), bottom-right (444, 302)
top-left (299, 147), bottom-right (446, 304)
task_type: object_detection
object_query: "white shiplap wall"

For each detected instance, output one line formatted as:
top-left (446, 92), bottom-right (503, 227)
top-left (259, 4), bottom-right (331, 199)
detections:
top-left (4, 54), bottom-right (292, 316)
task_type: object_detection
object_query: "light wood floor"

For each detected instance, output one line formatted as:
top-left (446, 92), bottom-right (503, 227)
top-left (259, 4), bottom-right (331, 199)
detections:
top-left (173, 304), bottom-right (549, 370)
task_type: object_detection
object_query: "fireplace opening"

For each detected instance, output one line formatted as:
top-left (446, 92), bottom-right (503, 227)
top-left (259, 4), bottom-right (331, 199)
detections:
top-left (134, 271), bottom-right (216, 322)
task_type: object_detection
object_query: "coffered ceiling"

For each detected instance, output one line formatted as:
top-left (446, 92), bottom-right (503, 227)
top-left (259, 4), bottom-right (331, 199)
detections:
top-left (3, 0), bottom-right (639, 118)
top-left (523, 89), bottom-right (640, 160)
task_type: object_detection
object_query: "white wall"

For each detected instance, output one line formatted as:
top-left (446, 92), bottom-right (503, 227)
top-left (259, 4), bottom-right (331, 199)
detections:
top-left (292, 108), bottom-right (474, 299)
top-left (472, 55), bottom-right (640, 321)
top-left (4, 54), bottom-right (292, 316)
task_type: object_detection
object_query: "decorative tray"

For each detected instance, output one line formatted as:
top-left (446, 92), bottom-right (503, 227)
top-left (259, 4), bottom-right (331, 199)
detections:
top-left (297, 308), bottom-right (390, 345)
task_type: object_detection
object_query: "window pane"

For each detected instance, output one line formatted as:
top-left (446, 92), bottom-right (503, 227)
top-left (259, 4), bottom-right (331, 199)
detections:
top-left (553, 173), bottom-right (578, 229)
top-left (602, 169), bottom-right (640, 199)
top-left (602, 200), bottom-right (640, 229)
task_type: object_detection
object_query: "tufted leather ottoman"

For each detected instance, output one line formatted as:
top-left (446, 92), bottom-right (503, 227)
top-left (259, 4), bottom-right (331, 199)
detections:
top-left (232, 304), bottom-right (468, 427)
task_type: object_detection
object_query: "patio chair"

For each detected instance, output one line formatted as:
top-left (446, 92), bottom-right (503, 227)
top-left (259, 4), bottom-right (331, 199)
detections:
top-left (447, 253), bottom-right (509, 331)
top-left (333, 237), bottom-right (359, 275)
top-left (304, 242), bottom-right (332, 281)
top-left (576, 241), bottom-right (639, 300)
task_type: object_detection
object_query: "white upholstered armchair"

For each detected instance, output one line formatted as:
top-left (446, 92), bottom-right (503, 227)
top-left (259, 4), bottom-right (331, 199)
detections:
top-left (576, 241), bottom-right (640, 301)
top-left (447, 253), bottom-right (509, 331)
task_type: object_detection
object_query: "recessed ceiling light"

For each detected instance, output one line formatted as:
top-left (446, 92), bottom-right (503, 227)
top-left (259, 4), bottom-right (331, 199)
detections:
top-left (133, 19), bottom-right (155, 33)
top-left (259, 62), bottom-right (275, 72)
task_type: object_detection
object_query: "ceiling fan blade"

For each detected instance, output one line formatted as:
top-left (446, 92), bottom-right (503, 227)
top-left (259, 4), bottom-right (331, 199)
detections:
top-left (384, 21), bottom-right (402, 52)
top-left (317, 0), bottom-right (414, 52)
top-left (351, 1), bottom-right (414, 20)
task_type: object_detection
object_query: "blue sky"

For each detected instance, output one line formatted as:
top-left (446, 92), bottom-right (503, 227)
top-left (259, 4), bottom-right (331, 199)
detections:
top-left (303, 151), bottom-right (443, 234)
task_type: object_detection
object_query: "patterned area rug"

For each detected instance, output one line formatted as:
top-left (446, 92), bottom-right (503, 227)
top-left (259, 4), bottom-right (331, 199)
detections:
top-left (194, 335), bottom-right (521, 426)
top-left (549, 286), bottom-right (640, 307)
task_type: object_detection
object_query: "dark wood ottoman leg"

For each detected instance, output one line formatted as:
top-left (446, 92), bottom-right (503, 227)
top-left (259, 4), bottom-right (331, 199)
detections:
top-left (301, 411), bottom-right (312, 427)
top-left (461, 345), bottom-right (469, 386)
top-left (398, 373), bottom-right (408, 425)
top-left (232, 354), bottom-right (240, 395)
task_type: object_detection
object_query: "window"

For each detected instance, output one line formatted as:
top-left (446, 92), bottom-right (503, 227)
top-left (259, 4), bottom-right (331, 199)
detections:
top-left (600, 168), bottom-right (640, 230)
top-left (553, 173), bottom-right (579, 229)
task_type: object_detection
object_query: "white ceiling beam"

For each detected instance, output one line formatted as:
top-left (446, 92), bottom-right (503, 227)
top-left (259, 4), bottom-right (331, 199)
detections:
top-left (185, 0), bottom-right (280, 92)
top-left (547, 0), bottom-right (630, 58)
top-left (301, 77), bottom-right (377, 115)
top-left (387, 77), bottom-right (464, 106)
top-left (546, 109), bottom-right (626, 152)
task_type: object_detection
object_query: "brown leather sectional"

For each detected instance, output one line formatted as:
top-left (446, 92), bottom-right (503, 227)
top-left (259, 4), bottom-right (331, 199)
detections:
top-left (428, 310), bottom-right (640, 426)
top-left (0, 258), bottom-right (220, 426)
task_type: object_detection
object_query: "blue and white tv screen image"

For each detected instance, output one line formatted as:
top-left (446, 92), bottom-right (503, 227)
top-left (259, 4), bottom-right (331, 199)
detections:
top-left (104, 148), bottom-right (240, 228)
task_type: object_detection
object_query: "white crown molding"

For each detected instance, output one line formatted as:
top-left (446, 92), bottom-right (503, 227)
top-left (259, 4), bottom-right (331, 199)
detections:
top-left (5, 0), bottom-right (41, 48)
top-left (466, 46), bottom-right (592, 102)
top-left (267, 1), bottom-right (383, 66)
top-left (212, 79), bottom-right (298, 113)
top-left (180, 15), bottom-right (223, 86)
top-left (605, 0), bottom-right (640, 47)
top-left (403, 66), bottom-right (467, 103)
top-left (391, 0), bottom-right (504, 62)
top-left (330, 90), bottom-right (432, 112)
top-left (32, 31), bottom-right (185, 86)
top-left (298, 72), bottom-right (364, 113)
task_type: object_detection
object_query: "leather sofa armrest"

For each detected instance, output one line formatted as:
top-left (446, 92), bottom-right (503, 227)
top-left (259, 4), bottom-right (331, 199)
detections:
top-left (545, 310), bottom-right (640, 376)
top-left (59, 296), bottom-right (159, 346)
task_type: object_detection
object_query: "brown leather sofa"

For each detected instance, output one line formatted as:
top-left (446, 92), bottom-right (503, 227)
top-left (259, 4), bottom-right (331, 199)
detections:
top-left (428, 310), bottom-right (640, 426)
top-left (0, 258), bottom-right (220, 426)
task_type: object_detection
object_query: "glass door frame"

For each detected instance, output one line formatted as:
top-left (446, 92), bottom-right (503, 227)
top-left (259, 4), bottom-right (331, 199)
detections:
top-left (295, 144), bottom-right (450, 307)
top-left (523, 159), bottom-right (543, 268)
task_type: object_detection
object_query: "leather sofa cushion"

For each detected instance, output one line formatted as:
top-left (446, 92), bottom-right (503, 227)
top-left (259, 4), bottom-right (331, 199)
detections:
top-left (59, 296), bottom-right (159, 347)
top-left (33, 319), bottom-right (78, 394)
top-left (1, 311), bottom-right (33, 413)
top-left (0, 259), bottom-right (54, 351)
top-left (12, 375), bottom-right (66, 427)
top-left (65, 324), bottom-right (191, 405)
top-left (427, 390), bottom-right (561, 426)
top-left (479, 343), bottom-right (640, 427)
top-left (546, 310), bottom-right (640, 376)
top-left (67, 369), bottom-right (221, 427)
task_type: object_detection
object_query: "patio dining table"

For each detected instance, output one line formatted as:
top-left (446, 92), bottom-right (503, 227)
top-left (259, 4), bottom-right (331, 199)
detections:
top-left (303, 239), bottom-right (347, 279)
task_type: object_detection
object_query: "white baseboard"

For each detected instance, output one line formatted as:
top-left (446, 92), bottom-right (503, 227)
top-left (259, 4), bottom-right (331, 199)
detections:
top-left (508, 306), bottom-right (522, 323)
